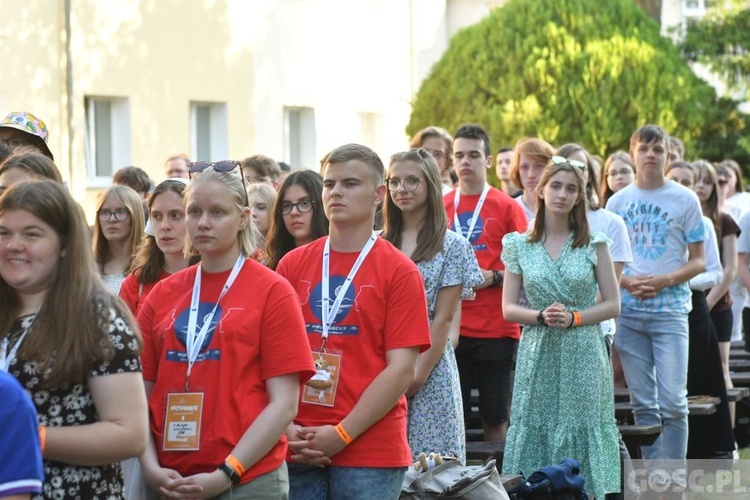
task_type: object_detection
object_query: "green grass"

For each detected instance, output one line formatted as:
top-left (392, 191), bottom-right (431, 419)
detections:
top-left (739, 447), bottom-right (750, 459)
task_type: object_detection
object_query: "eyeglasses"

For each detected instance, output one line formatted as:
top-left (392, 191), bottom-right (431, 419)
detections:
top-left (551, 155), bottom-right (585, 171)
top-left (1, 135), bottom-right (31, 149)
top-left (718, 179), bottom-right (728, 186)
top-left (279, 198), bottom-right (314, 215)
top-left (189, 160), bottom-right (248, 206)
top-left (607, 169), bottom-right (634, 177)
top-left (97, 208), bottom-right (130, 222)
top-left (386, 177), bottom-right (423, 192)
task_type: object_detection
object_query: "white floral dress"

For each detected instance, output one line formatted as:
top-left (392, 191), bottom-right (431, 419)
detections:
top-left (500, 231), bottom-right (620, 499)
top-left (4, 303), bottom-right (141, 500)
top-left (407, 230), bottom-right (483, 464)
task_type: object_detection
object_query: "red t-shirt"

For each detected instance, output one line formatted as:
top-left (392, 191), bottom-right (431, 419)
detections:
top-left (276, 237), bottom-right (432, 467)
top-left (443, 187), bottom-right (527, 339)
top-left (119, 270), bottom-right (169, 316)
top-left (138, 259), bottom-right (315, 484)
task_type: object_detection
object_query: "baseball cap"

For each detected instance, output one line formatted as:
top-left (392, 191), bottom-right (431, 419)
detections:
top-left (0, 111), bottom-right (54, 160)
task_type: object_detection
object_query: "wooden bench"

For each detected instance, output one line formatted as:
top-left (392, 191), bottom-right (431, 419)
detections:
top-left (619, 424), bottom-right (662, 459)
top-left (727, 387), bottom-right (750, 402)
top-left (729, 359), bottom-right (750, 371)
top-left (466, 440), bottom-right (505, 465)
top-left (731, 371), bottom-right (750, 387)
top-left (730, 349), bottom-right (750, 360)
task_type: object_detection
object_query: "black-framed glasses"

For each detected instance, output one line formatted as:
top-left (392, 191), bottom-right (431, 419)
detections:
top-left (386, 177), bottom-right (423, 192)
top-left (607, 168), bottom-right (634, 177)
top-left (551, 155), bottom-right (585, 171)
top-left (279, 198), bottom-right (314, 215)
top-left (189, 160), bottom-right (248, 206)
top-left (97, 208), bottom-right (130, 222)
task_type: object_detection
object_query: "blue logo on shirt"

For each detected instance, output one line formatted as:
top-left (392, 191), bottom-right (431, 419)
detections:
top-left (620, 201), bottom-right (672, 260)
top-left (166, 303), bottom-right (222, 362)
top-left (452, 212), bottom-right (486, 249)
top-left (308, 276), bottom-right (359, 335)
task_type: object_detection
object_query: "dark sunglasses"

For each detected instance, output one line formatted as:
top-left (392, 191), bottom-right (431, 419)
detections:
top-left (188, 160), bottom-right (248, 206)
top-left (551, 155), bottom-right (585, 171)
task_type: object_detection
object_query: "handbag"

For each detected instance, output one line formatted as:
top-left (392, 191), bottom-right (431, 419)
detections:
top-left (400, 457), bottom-right (510, 499)
top-left (513, 458), bottom-right (587, 500)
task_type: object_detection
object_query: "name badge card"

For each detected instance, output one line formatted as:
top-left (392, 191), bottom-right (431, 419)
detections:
top-left (302, 351), bottom-right (341, 407)
top-left (163, 392), bottom-right (204, 451)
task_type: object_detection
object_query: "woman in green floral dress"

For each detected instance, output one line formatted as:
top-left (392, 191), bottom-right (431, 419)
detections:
top-left (500, 156), bottom-right (621, 499)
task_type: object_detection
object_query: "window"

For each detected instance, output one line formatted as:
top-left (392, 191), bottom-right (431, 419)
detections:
top-left (190, 102), bottom-right (228, 161)
top-left (284, 107), bottom-right (316, 168)
top-left (84, 97), bottom-right (131, 185)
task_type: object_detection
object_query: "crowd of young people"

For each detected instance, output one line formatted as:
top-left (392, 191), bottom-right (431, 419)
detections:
top-left (1, 108), bottom-right (748, 499)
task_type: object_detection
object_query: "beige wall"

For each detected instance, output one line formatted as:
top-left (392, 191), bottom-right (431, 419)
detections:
top-left (1, 0), bottom-right (498, 221)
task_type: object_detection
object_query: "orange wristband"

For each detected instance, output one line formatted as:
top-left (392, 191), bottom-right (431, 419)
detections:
top-left (225, 454), bottom-right (246, 477)
top-left (573, 311), bottom-right (582, 327)
top-left (38, 426), bottom-right (46, 455)
top-left (334, 423), bottom-right (353, 445)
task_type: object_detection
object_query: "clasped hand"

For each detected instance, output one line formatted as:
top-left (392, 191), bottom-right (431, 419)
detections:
top-left (287, 424), bottom-right (347, 467)
top-left (543, 302), bottom-right (571, 328)
top-left (627, 274), bottom-right (670, 300)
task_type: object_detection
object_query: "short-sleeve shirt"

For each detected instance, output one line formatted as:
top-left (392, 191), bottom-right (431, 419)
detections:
top-left (276, 236), bottom-right (432, 468)
top-left (0, 371), bottom-right (43, 497)
top-left (4, 303), bottom-right (142, 499)
top-left (443, 187), bottom-right (528, 339)
top-left (712, 213), bottom-right (741, 312)
top-left (606, 181), bottom-right (705, 313)
top-left (138, 259), bottom-right (315, 485)
top-left (587, 208), bottom-right (632, 264)
top-left (119, 270), bottom-right (169, 316)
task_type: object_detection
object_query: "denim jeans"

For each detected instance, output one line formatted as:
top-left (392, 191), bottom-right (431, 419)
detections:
top-left (614, 308), bottom-right (689, 459)
top-left (287, 463), bottom-right (406, 500)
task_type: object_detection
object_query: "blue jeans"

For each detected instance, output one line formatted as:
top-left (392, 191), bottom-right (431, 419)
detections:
top-left (615, 308), bottom-right (689, 459)
top-left (287, 463), bottom-right (406, 500)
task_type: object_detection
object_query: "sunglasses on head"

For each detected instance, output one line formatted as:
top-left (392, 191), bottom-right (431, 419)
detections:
top-left (551, 155), bottom-right (585, 171)
top-left (188, 160), bottom-right (248, 206)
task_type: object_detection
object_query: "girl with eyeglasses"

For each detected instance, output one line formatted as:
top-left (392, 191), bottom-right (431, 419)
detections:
top-left (501, 157), bottom-right (621, 499)
top-left (93, 185), bottom-right (145, 294)
top-left (0, 180), bottom-right (148, 498)
top-left (382, 149), bottom-right (482, 464)
top-left (265, 170), bottom-right (328, 270)
top-left (137, 166), bottom-right (314, 499)
top-left (601, 151), bottom-right (636, 207)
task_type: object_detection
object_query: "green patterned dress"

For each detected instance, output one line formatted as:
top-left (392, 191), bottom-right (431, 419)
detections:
top-left (500, 231), bottom-right (620, 499)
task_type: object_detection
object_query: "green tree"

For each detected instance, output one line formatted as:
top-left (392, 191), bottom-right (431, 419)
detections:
top-left (407, 0), bottom-right (750, 166)
top-left (679, 1), bottom-right (750, 95)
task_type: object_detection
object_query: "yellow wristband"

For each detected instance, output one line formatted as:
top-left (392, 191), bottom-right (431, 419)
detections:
top-left (225, 454), bottom-right (246, 477)
top-left (334, 423), bottom-right (353, 445)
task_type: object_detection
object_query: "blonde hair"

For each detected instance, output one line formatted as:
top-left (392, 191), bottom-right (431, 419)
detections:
top-left (92, 185), bottom-right (145, 274)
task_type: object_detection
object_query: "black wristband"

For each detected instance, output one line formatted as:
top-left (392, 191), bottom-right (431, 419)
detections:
top-left (492, 271), bottom-right (504, 287)
top-left (218, 462), bottom-right (241, 484)
top-left (537, 310), bottom-right (547, 326)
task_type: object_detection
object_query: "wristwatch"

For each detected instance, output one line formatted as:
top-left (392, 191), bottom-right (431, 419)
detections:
top-left (492, 270), bottom-right (504, 287)
top-left (218, 461), bottom-right (241, 484)
top-left (537, 310), bottom-right (547, 326)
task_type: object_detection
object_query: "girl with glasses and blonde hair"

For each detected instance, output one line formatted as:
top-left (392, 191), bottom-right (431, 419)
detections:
top-left (382, 148), bottom-right (482, 463)
top-left (601, 151), bottom-right (636, 207)
top-left (92, 185), bottom-right (145, 294)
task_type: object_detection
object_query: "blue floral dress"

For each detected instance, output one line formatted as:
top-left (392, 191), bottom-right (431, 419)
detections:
top-left (407, 230), bottom-right (483, 464)
top-left (500, 231), bottom-right (620, 499)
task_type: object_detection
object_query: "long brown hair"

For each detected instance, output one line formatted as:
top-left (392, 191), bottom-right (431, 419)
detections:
top-left (131, 179), bottom-right (198, 285)
top-left (692, 159), bottom-right (722, 241)
top-left (601, 151), bottom-right (635, 206)
top-left (556, 143), bottom-right (601, 209)
top-left (382, 149), bottom-right (447, 263)
top-left (265, 170), bottom-right (328, 270)
top-left (92, 185), bottom-right (145, 274)
top-left (529, 159), bottom-right (590, 249)
top-left (0, 180), bottom-right (141, 387)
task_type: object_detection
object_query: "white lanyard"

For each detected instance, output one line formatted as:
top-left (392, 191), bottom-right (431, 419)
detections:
top-left (185, 255), bottom-right (245, 388)
top-left (453, 183), bottom-right (490, 240)
top-left (321, 233), bottom-right (377, 343)
top-left (0, 329), bottom-right (30, 372)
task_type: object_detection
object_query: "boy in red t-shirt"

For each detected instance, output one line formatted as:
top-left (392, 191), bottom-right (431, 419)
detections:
top-left (443, 124), bottom-right (528, 444)
top-left (277, 143), bottom-right (431, 499)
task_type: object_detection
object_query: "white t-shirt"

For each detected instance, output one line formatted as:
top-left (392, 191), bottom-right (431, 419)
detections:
top-left (587, 208), bottom-right (632, 264)
top-left (689, 216), bottom-right (723, 291)
top-left (513, 195), bottom-right (535, 223)
top-left (726, 191), bottom-right (750, 221)
top-left (606, 180), bottom-right (705, 313)
top-left (735, 210), bottom-right (750, 306)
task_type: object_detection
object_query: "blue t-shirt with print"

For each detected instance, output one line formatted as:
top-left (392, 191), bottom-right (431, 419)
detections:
top-left (606, 181), bottom-right (705, 313)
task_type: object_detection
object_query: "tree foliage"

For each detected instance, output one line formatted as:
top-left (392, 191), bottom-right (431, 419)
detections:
top-left (407, 0), bottom-right (750, 166)
top-left (679, 1), bottom-right (750, 94)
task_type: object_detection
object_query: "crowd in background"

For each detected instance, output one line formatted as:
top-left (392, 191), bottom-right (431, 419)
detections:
top-left (2, 109), bottom-right (748, 499)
